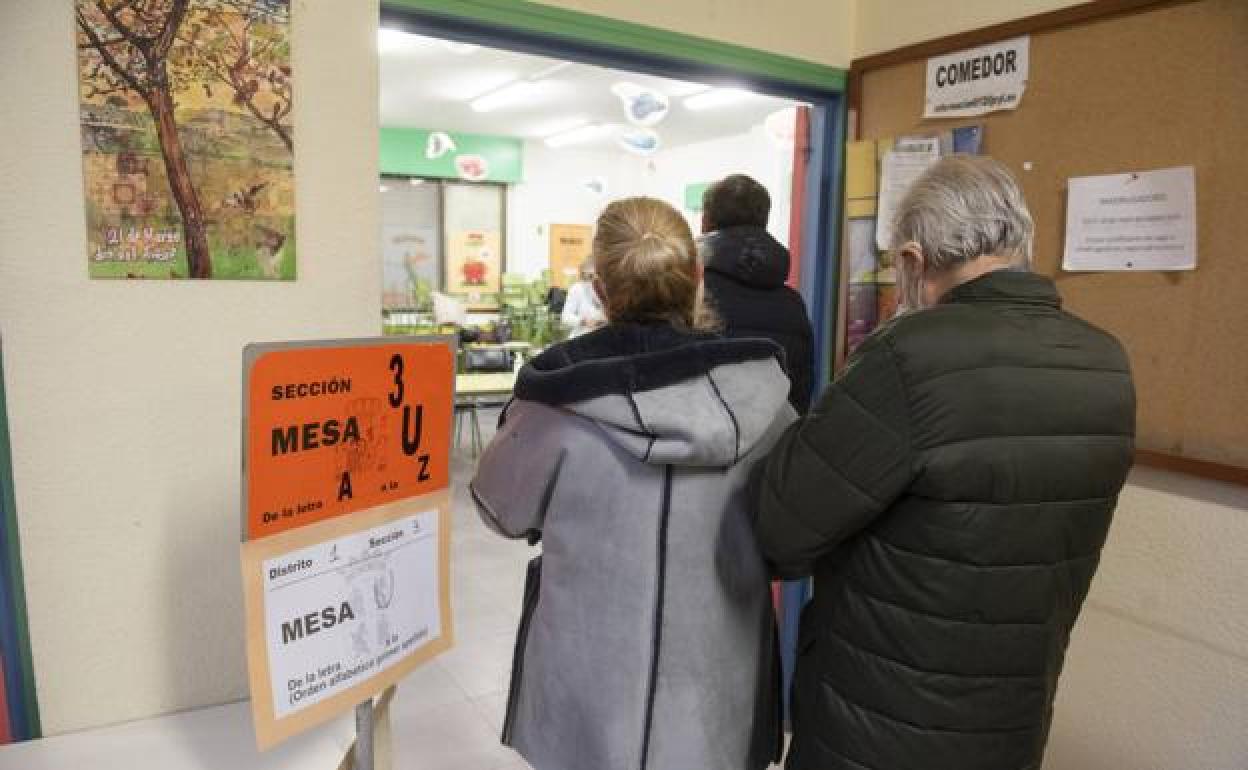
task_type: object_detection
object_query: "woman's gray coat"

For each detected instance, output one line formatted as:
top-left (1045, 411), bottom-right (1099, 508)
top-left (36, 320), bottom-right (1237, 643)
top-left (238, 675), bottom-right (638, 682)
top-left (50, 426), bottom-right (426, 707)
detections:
top-left (471, 323), bottom-right (794, 770)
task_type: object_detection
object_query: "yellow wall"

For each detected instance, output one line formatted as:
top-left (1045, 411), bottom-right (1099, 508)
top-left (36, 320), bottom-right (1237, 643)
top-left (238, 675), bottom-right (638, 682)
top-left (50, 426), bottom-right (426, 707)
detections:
top-left (0, 0), bottom-right (381, 734)
top-left (535, 0), bottom-right (856, 67)
top-left (854, 0), bottom-right (1091, 56)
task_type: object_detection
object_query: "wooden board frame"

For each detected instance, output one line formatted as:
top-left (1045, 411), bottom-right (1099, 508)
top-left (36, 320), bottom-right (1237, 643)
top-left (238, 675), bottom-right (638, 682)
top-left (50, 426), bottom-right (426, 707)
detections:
top-left (845, 0), bottom-right (1248, 486)
top-left (241, 491), bottom-right (453, 750)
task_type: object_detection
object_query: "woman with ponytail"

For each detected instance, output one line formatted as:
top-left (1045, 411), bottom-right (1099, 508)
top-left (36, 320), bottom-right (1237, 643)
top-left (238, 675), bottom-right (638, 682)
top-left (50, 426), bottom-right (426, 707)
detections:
top-left (472, 197), bottom-right (793, 770)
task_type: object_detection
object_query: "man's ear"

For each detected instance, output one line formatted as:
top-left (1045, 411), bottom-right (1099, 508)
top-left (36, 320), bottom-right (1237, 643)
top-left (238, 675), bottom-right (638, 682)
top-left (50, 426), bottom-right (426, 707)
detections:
top-left (897, 241), bottom-right (925, 275)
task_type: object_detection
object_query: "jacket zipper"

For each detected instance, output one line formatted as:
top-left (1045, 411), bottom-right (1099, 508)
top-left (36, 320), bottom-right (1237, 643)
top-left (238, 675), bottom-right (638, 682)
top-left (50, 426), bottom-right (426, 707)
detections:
top-left (639, 465), bottom-right (673, 770)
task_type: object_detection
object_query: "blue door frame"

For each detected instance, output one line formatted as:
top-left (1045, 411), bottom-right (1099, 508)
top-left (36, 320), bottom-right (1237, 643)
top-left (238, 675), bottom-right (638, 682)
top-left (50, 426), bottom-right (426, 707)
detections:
top-left (381, 0), bottom-right (847, 720)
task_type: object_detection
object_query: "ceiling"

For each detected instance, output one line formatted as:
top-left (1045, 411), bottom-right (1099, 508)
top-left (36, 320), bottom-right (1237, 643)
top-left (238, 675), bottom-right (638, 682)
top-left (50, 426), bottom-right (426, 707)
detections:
top-left (378, 29), bottom-right (801, 153)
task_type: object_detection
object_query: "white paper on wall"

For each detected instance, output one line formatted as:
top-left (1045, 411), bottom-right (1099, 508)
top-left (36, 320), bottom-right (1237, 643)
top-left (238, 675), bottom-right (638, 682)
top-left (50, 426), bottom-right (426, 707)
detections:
top-left (875, 138), bottom-right (941, 251)
top-left (1063, 166), bottom-right (1197, 271)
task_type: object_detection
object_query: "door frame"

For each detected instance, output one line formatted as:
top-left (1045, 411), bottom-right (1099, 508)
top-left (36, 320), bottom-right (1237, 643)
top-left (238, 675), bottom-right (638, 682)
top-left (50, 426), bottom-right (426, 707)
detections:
top-left (380, 0), bottom-right (848, 388)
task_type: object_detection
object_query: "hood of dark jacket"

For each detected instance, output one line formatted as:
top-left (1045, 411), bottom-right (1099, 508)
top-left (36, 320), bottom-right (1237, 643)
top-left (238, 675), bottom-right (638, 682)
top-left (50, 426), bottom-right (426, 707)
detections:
top-left (514, 323), bottom-right (791, 467)
top-left (698, 225), bottom-right (790, 289)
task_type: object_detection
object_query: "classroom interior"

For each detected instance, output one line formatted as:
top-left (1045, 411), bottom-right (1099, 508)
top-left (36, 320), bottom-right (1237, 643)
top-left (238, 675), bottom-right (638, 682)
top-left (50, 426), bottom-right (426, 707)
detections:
top-left (0, 1), bottom-right (1244, 769)
top-left (376, 28), bottom-right (802, 344)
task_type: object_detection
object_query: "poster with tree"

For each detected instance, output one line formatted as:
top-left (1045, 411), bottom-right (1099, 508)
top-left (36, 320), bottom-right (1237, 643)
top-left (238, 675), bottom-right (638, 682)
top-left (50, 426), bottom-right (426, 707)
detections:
top-left (76, 0), bottom-right (294, 280)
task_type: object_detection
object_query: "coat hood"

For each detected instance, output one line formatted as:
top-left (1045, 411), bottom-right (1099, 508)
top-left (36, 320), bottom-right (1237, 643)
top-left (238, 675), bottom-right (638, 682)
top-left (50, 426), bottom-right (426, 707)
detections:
top-left (514, 323), bottom-right (791, 467)
top-left (698, 225), bottom-right (790, 289)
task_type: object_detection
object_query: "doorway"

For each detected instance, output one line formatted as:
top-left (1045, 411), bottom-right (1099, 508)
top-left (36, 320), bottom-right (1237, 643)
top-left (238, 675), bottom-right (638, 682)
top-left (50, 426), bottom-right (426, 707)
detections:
top-left (379, 0), bottom-right (846, 389)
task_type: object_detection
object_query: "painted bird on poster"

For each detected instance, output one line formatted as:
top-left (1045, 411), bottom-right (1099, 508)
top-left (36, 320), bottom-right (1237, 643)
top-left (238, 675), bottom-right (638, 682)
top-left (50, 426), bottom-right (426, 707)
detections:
top-left (226, 181), bottom-right (268, 213)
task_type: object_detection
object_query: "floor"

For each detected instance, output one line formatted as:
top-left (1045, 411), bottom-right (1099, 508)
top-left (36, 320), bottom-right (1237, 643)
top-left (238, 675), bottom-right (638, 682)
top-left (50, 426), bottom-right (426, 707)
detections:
top-left (386, 405), bottom-right (533, 769)
top-left (0, 407), bottom-right (782, 769)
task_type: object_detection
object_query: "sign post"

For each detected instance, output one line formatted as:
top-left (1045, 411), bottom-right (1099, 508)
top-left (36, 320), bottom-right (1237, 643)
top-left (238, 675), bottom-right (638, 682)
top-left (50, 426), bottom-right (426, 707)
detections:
top-left (240, 337), bottom-right (455, 754)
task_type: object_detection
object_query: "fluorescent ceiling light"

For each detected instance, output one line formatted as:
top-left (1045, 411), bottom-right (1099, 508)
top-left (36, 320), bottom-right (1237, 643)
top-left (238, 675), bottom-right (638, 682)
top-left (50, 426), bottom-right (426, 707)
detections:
top-left (533, 116), bottom-right (590, 138)
top-left (379, 184), bottom-right (390, 193)
top-left (683, 87), bottom-right (756, 111)
top-left (440, 41), bottom-right (479, 55)
top-left (408, 178), bottom-right (425, 186)
top-left (545, 123), bottom-right (611, 149)
top-left (377, 28), bottom-right (413, 54)
top-left (665, 80), bottom-right (712, 98)
top-left (470, 80), bottom-right (539, 113)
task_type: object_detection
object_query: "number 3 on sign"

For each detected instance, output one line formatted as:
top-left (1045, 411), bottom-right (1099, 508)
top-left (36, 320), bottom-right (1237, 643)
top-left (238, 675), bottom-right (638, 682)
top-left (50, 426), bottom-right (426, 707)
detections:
top-left (388, 354), bottom-right (432, 481)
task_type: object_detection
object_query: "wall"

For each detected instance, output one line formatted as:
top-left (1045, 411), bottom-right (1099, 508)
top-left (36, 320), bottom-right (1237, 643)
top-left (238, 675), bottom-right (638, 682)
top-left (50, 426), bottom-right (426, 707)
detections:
top-left (534, 0), bottom-right (854, 68)
top-left (506, 141), bottom-right (643, 279)
top-left (636, 125), bottom-right (793, 246)
top-left (1047, 468), bottom-right (1248, 769)
top-left (0, 0), bottom-right (380, 735)
top-left (853, 0), bottom-right (1091, 56)
top-left (505, 131), bottom-right (794, 281)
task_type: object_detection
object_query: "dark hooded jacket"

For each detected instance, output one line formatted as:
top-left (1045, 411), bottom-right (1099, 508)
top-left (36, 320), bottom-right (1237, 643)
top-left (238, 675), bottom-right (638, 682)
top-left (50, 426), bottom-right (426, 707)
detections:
top-left (700, 226), bottom-right (815, 413)
top-left (756, 270), bottom-right (1136, 770)
top-left (472, 323), bottom-right (796, 770)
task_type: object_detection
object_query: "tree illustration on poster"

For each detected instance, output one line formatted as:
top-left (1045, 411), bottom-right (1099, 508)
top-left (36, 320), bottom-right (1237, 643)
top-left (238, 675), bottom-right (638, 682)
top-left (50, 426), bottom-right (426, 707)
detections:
top-left (75, 1), bottom-right (295, 280)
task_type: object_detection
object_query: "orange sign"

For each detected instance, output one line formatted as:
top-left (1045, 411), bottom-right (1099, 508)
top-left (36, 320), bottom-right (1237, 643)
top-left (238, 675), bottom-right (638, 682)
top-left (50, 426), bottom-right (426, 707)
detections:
top-left (243, 338), bottom-right (454, 540)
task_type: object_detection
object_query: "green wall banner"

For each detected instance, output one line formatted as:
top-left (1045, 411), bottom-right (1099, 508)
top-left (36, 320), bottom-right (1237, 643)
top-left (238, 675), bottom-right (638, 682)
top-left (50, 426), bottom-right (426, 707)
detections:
top-left (684, 182), bottom-right (711, 212)
top-left (380, 127), bottom-right (524, 183)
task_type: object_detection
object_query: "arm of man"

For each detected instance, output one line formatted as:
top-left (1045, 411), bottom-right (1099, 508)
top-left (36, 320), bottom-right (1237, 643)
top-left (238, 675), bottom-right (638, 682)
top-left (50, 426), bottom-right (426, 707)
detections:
top-left (470, 399), bottom-right (567, 542)
top-left (755, 334), bottom-right (916, 578)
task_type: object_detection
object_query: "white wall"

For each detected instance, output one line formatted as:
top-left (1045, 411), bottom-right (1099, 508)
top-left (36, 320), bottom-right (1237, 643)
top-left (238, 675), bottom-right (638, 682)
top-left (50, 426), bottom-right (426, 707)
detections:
top-left (506, 130), bottom-right (794, 281)
top-left (0, 0), bottom-right (380, 735)
top-left (636, 125), bottom-right (793, 245)
top-left (853, 0), bottom-right (1091, 56)
top-left (506, 141), bottom-right (643, 279)
top-left (536, 0), bottom-right (854, 68)
top-left (1044, 467), bottom-right (1248, 769)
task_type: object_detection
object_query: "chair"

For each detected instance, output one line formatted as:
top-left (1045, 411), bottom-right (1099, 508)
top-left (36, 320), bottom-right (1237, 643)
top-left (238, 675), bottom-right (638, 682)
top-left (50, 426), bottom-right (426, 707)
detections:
top-left (454, 346), bottom-right (515, 457)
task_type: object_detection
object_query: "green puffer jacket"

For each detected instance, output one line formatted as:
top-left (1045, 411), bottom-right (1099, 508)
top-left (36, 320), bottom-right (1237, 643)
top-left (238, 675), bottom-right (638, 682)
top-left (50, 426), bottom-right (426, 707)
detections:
top-left (757, 269), bottom-right (1136, 770)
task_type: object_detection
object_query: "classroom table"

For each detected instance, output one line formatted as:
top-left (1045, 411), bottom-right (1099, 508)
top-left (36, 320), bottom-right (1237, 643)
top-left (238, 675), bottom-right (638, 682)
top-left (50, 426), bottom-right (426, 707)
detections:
top-left (454, 371), bottom-right (517, 456)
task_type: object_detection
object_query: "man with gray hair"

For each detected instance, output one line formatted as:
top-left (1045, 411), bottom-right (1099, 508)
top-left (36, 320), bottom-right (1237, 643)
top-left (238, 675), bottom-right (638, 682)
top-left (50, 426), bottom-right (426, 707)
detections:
top-left (755, 155), bottom-right (1136, 770)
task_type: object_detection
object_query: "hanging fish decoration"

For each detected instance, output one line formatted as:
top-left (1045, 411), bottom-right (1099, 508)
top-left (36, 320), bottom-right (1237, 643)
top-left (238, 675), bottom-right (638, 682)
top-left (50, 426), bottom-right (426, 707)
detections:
top-left (611, 82), bottom-right (670, 127)
top-left (618, 128), bottom-right (660, 156)
top-left (426, 131), bottom-right (456, 160)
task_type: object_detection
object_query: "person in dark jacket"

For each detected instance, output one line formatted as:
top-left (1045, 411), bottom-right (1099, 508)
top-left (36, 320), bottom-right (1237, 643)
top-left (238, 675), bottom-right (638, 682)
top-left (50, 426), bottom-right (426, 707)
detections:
top-left (756, 156), bottom-right (1137, 770)
top-left (699, 174), bottom-right (815, 413)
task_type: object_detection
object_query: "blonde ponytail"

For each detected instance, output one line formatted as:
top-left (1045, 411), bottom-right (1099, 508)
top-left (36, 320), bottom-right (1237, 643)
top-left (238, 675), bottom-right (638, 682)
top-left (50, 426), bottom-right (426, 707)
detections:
top-left (592, 197), bottom-right (715, 331)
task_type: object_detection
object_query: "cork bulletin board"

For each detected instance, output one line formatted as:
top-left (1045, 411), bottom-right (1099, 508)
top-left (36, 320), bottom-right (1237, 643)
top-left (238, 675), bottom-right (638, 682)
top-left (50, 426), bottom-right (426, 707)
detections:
top-left (850, 0), bottom-right (1248, 478)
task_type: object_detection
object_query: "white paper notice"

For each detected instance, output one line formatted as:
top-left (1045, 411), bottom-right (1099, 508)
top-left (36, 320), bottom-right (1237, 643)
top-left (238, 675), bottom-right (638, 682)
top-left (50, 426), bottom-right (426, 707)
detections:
top-left (925, 36), bottom-right (1029, 119)
top-left (876, 138), bottom-right (942, 251)
top-left (262, 509), bottom-right (441, 718)
top-left (1063, 166), bottom-right (1197, 271)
